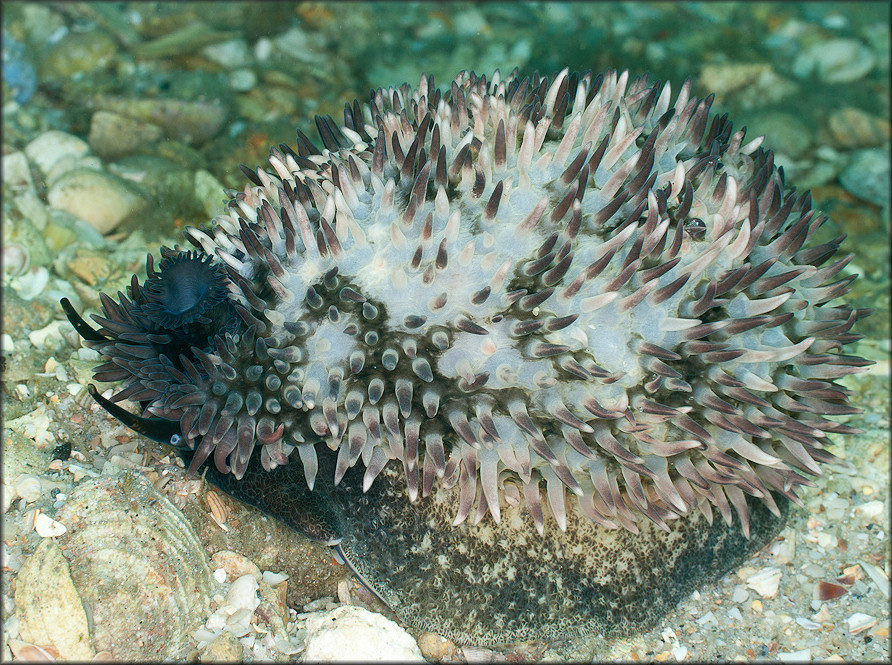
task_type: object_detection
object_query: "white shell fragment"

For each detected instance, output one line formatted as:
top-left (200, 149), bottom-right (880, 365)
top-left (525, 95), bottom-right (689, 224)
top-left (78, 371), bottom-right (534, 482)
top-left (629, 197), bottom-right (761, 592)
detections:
top-left (745, 566), bottom-right (783, 599)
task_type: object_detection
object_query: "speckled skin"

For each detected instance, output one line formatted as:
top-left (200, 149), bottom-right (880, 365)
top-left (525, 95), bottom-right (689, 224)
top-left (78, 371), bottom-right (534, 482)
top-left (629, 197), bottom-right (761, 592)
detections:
top-left (65, 67), bottom-right (871, 643)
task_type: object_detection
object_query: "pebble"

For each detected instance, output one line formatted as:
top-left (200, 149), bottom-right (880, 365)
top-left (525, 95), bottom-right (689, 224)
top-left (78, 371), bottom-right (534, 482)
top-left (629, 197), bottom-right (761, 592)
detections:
top-left (194, 169), bottom-right (229, 218)
top-left (24, 130), bottom-right (90, 177)
top-left (7, 266), bottom-right (49, 301)
top-left (417, 631), bottom-right (457, 660)
top-left (839, 148), bottom-right (891, 208)
top-left (745, 567), bottom-right (783, 599)
top-left (201, 38), bottom-right (252, 69)
top-left (778, 648), bottom-right (811, 662)
top-left (40, 28), bottom-right (117, 79)
top-left (792, 38), bottom-right (876, 83)
top-left (302, 606), bottom-right (424, 662)
top-left (93, 96), bottom-right (227, 144)
top-left (856, 499), bottom-right (885, 521)
top-left (210, 550), bottom-right (261, 581)
top-left (2, 151), bottom-right (34, 188)
top-left (11, 474), bottom-right (42, 503)
top-left (88, 111), bottom-right (164, 160)
top-left (826, 107), bottom-right (890, 149)
top-left (47, 168), bottom-right (147, 234)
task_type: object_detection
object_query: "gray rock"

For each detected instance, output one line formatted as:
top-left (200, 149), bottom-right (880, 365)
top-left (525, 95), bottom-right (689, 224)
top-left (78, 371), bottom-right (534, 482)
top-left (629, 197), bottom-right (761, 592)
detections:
top-left (839, 148), bottom-right (890, 208)
top-left (792, 38), bottom-right (876, 83)
top-left (88, 111), bottom-right (163, 160)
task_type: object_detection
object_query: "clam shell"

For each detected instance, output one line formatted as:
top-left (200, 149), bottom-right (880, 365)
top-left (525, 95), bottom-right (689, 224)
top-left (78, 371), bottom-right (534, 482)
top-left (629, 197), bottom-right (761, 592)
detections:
top-left (51, 473), bottom-right (217, 660)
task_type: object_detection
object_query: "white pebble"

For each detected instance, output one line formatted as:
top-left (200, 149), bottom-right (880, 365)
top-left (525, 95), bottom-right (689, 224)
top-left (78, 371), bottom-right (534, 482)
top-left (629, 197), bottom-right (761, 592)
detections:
top-left (303, 605), bottom-right (424, 662)
top-left (696, 611), bottom-right (717, 626)
top-left (261, 570), bottom-right (289, 586)
top-left (12, 474), bottom-right (42, 503)
top-left (778, 648), bottom-right (812, 662)
top-left (24, 130), bottom-right (90, 176)
top-left (672, 645), bottom-right (688, 661)
top-left (213, 568), bottom-right (227, 584)
top-left (731, 586), bottom-right (749, 603)
top-left (27, 319), bottom-right (67, 349)
top-left (10, 266), bottom-right (49, 300)
top-left (746, 566), bottom-right (783, 599)
top-left (727, 607), bottom-right (743, 621)
top-left (859, 500), bottom-right (885, 520)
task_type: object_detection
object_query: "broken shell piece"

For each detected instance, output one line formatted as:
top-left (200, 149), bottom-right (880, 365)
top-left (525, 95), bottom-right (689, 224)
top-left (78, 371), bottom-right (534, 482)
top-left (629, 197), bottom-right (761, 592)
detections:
top-left (745, 566), bottom-right (783, 599)
top-left (34, 511), bottom-right (67, 538)
top-left (816, 581), bottom-right (848, 601)
top-left (846, 613), bottom-right (877, 634)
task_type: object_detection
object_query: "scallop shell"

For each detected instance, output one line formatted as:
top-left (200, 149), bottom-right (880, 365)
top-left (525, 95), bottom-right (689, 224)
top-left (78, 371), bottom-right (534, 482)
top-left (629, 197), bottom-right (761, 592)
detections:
top-left (50, 473), bottom-right (217, 660)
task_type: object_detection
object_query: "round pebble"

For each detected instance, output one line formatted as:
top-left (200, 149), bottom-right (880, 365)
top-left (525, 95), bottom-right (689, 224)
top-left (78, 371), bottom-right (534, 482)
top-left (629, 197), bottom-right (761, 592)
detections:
top-left (24, 131), bottom-right (90, 177)
top-left (88, 111), bottom-right (164, 160)
top-left (839, 148), bottom-right (890, 208)
top-left (47, 168), bottom-right (146, 234)
top-left (793, 38), bottom-right (876, 83)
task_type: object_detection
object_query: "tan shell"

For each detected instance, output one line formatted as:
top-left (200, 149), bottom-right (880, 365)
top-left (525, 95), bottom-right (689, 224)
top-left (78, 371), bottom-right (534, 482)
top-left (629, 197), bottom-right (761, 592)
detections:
top-left (15, 538), bottom-right (94, 660)
top-left (50, 473), bottom-right (217, 660)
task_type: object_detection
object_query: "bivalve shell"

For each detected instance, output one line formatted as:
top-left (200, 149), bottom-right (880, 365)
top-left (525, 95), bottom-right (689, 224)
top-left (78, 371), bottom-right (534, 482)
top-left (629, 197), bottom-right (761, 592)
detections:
top-left (51, 473), bottom-right (217, 660)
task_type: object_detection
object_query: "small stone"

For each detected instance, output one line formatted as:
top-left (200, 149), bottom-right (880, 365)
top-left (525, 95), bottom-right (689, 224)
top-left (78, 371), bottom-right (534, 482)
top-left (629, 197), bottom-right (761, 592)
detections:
top-left (826, 107), bottom-right (890, 149)
top-left (211, 551), bottom-right (260, 582)
top-left (2, 151), bottom-right (34, 188)
top-left (40, 28), bottom-right (117, 79)
top-left (303, 605), bottom-right (423, 662)
top-left (24, 131), bottom-right (90, 177)
top-left (816, 532), bottom-right (836, 549)
top-left (746, 567), bottom-right (783, 599)
top-left (770, 532), bottom-right (796, 564)
top-left (28, 320), bottom-right (68, 350)
top-left (194, 169), bottom-right (229, 218)
top-left (94, 96), bottom-right (227, 145)
top-left (731, 586), bottom-right (748, 603)
top-left (12, 474), bottom-right (42, 503)
top-left (793, 38), bottom-right (876, 83)
top-left (200, 632), bottom-right (244, 662)
top-left (417, 631), bottom-right (456, 660)
top-left (839, 149), bottom-right (891, 208)
top-left (225, 574), bottom-right (260, 614)
top-left (857, 500), bottom-right (885, 520)
top-left (47, 168), bottom-right (146, 235)
top-left (201, 38), bottom-right (252, 69)
top-left (88, 111), bottom-right (163, 161)
top-left (778, 648), bottom-right (811, 662)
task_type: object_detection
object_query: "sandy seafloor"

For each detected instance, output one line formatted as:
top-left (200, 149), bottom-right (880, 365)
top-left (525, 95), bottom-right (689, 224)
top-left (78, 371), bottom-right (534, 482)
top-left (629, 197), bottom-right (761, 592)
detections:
top-left (2, 2), bottom-right (890, 662)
